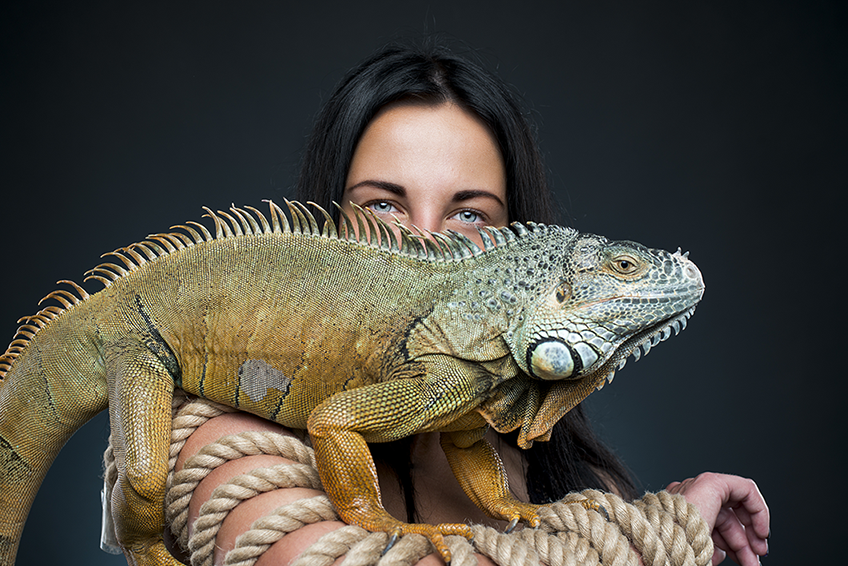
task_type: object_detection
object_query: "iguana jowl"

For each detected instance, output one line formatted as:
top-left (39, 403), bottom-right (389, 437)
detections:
top-left (0, 201), bottom-right (704, 565)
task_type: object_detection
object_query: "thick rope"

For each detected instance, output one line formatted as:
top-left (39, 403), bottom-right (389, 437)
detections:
top-left (104, 393), bottom-right (714, 566)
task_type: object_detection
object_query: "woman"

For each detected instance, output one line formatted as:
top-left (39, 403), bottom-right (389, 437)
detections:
top-left (168, 43), bottom-right (769, 566)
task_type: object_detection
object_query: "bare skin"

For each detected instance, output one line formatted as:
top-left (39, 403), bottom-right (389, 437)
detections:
top-left (342, 101), bottom-right (508, 245)
top-left (168, 102), bottom-right (770, 566)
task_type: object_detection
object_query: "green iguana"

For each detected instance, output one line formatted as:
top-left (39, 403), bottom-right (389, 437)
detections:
top-left (0, 201), bottom-right (704, 565)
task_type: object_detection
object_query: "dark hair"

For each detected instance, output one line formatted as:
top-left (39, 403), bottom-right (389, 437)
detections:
top-left (297, 42), bottom-right (555, 224)
top-left (297, 42), bottom-right (637, 517)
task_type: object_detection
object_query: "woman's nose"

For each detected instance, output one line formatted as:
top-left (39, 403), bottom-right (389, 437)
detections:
top-left (405, 212), bottom-right (443, 235)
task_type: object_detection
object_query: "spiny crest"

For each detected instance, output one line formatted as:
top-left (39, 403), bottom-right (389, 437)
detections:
top-left (0, 280), bottom-right (91, 378)
top-left (0, 200), bottom-right (551, 379)
top-left (334, 203), bottom-right (564, 260)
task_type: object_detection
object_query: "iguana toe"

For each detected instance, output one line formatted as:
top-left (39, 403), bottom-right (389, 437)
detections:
top-left (494, 500), bottom-right (542, 530)
top-left (382, 522), bottom-right (473, 563)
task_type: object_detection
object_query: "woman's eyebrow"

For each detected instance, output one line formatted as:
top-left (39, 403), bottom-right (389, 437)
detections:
top-left (452, 189), bottom-right (505, 207)
top-left (346, 180), bottom-right (406, 196)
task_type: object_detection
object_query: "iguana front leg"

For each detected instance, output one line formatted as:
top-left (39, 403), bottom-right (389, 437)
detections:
top-left (440, 428), bottom-right (542, 530)
top-left (105, 340), bottom-right (181, 566)
top-left (307, 370), bottom-right (484, 563)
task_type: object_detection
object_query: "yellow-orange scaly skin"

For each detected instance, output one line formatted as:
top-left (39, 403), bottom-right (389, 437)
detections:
top-left (0, 202), bottom-right (704, 564)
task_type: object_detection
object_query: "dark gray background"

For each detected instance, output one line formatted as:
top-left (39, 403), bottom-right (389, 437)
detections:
top-left (2, 2), bottom-right (843, 564)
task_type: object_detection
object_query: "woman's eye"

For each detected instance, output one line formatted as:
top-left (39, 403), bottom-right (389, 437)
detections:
top-left (367, 201), bottom-right (397, 214)
top-left (452, 210), bottom-right (481, 224)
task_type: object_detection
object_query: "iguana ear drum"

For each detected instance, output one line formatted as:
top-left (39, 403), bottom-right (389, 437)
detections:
top-left (528, 338), bottom-right (583, 380)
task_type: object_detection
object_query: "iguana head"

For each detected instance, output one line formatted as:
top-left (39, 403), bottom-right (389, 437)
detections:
top-left (508, 232), bottom-right (704, 405)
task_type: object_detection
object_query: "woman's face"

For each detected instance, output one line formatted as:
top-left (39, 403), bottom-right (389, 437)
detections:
top-left (342, 102), bottom-right (508, 246)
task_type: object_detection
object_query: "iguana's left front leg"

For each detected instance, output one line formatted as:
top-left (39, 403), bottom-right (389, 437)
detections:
top-left (440, 428), bottom-right (542, 530)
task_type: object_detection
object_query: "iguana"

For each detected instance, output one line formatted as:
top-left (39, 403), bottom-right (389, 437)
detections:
top-left (0, 201), bottom-right (704, 565)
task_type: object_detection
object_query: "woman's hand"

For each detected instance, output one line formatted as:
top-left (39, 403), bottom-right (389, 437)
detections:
top-left (666, 472), bottom-right (769, 565)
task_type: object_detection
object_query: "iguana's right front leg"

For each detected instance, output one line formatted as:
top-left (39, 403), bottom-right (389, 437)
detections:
top-left (106, 341), bottom-right (181, 566)
top-left (307, 376), bottom-right (479, 563)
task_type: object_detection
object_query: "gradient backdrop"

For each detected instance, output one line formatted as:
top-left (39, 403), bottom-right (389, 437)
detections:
top-left (2, 2), bottom-right (843, 564)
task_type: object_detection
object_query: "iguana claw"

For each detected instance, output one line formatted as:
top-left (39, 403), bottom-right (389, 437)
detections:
top-left (382, 530), bottom-right (400, 555)
top-left (578, 498), bottom-right (610, 520)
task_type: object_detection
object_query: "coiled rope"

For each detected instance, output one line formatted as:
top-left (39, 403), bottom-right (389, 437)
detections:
top-left (103, 392), bottom-right (713, 566)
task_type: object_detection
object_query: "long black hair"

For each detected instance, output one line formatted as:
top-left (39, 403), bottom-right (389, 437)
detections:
top-left (297, 42), bottom-right (554, 225)
top-left (297, 42), bottom-right (637, 517)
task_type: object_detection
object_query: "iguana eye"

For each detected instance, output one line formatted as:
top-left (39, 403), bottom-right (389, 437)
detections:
top-left (611, 255), bottom-right (639, 275)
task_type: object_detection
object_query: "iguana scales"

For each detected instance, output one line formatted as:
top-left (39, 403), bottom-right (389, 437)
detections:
top-left (0, 201), bottom-right (704, 565)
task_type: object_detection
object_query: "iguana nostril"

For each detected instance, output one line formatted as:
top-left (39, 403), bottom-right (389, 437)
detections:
top-left (684, 263), bottom-right (702, 285)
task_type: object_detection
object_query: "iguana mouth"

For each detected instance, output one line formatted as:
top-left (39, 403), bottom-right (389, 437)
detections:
top-left (591, 305), bottom-right (698, 392)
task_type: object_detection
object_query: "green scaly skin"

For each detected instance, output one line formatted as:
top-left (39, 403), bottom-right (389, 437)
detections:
top-left (0, 201), bottom-right (704, 564)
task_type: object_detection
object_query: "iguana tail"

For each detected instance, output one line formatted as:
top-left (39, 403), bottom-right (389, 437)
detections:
top-left (0, 305), bottom-right (107, 565)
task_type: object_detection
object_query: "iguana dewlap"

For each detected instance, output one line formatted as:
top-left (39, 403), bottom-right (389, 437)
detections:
top-left (0, 201), bottom-right (704, 565)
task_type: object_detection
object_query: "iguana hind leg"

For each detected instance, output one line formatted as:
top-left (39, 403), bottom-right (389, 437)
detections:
top-left (105, 341), bottom-right (181, 566)
top-left (440, 428), bottom-right (542, 529)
